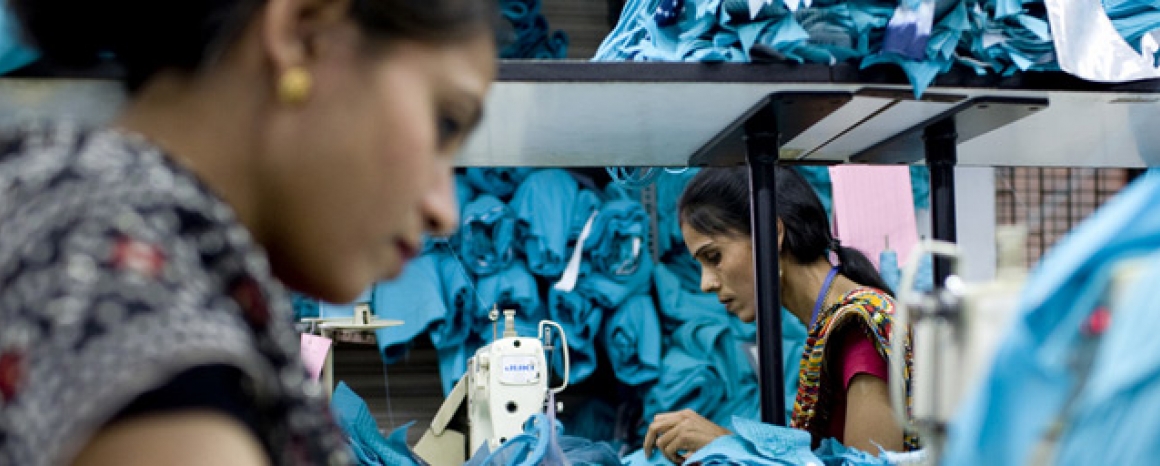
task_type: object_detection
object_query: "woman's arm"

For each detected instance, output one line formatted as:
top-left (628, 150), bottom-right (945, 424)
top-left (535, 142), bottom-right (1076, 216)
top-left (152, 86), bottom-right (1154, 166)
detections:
top-left (843, 373), bottom-right (904, 453)
top-left (72, 411), bottom-right (269, 466)
top-left (643, 409), bottom-right (732, 464)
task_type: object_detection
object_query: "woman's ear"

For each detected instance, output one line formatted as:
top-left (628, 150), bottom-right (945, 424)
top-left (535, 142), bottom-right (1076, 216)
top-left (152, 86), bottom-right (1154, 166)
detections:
top-left (776, 218), bottom-right (785, 252)
top-left (259, 0), bottom-right (351, 75)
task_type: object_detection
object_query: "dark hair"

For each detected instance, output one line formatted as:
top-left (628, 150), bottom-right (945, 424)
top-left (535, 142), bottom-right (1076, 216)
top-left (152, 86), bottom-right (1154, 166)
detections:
top-left (678, 166), bottom-right (894, 296)
top-left (7, 0), bottom-right (499, 91)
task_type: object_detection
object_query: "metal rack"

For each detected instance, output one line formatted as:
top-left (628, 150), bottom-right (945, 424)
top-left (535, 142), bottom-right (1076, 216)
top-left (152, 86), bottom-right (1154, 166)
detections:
top-left (5, 60), bottom-right (1160, 425)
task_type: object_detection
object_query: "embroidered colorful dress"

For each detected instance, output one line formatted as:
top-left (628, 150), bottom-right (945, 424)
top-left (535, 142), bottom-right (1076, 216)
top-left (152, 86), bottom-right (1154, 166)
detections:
top-left (789, 286), bottom-right (920, 450)
top-left (0, 124), bottom-right (351, 465)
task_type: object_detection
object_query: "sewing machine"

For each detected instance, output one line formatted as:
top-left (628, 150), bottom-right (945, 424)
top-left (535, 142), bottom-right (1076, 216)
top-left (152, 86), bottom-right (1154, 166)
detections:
top-left (414, 309), bottom-right (569, 465)
top-left (891, 226), bottom-right (1028, 461)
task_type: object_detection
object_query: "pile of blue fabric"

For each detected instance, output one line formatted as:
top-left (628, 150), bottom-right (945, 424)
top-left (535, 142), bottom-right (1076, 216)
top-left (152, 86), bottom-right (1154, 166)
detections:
top-left (301, 168), bottom-right (807, 453)
top-left (499, 0), bottom-right (570, 59)
top-left (592, 0), bottom-right (1160, 97)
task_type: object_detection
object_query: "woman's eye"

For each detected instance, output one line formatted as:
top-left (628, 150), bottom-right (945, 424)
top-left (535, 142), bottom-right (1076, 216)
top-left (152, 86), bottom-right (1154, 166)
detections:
top-left (705, 252), bottom-right (721, 265)
top-left (437, 116), bottom-right (461, 146)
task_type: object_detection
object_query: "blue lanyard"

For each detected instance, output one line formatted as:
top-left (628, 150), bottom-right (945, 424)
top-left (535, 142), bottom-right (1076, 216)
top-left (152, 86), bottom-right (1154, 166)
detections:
top-left (810, 266), bottom-right (840, 328)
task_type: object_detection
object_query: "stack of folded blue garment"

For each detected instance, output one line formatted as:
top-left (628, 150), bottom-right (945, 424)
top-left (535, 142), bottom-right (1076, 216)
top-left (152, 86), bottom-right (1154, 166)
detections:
top-left (498, 0), bottom-right (570, 59)
top-left (595, 0), bottom-right (1160, 97)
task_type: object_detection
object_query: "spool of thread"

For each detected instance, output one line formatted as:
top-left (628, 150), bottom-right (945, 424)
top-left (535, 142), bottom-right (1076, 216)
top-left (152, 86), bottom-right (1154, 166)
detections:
top-left (879, 237), bottom-right (901, 292)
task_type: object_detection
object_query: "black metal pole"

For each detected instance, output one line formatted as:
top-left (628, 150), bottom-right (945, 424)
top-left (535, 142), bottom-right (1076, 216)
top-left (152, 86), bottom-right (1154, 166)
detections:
top-left (745, 103), bottom-right (786, 426)
top-left (923, 118), bottom-right (958, 285)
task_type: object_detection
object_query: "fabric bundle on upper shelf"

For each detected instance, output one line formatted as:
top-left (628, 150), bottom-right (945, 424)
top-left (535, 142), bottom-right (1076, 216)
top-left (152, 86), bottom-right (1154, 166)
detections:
top-left (593, 0), bottom-right (1160, 96)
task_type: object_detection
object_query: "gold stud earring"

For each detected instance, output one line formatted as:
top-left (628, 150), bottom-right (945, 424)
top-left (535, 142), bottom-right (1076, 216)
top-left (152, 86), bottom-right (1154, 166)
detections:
top-left (277, 67), bottom-right (312, 105)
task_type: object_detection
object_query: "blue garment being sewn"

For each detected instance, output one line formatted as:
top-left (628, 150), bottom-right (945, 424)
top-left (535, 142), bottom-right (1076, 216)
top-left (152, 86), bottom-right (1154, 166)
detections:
top-left (330, 382), bottom-right (423, 466)
top-left (602, 293), bottom-right (663, 386)
top-left (510, 169), bottom-right (579, 278)
top-left (944, 171), bottom-right (1160, 465)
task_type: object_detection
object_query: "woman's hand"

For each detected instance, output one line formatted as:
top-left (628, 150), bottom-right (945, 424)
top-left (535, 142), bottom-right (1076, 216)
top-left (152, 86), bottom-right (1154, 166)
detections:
top-left (643, 409), bottom-right (732, 464)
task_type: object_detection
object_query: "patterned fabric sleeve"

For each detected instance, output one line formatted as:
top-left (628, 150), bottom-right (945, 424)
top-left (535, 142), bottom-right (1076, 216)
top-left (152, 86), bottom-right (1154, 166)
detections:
top-left (1, 125), bottom-right (350, 466)
top-left (0, 204), bottom-right (270, 466)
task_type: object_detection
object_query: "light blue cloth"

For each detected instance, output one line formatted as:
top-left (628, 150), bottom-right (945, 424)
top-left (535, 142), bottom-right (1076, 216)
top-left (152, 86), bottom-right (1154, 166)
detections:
top-left (370, 254), bottom-right (446, 363)
top-left (547, 287), bottom-right (601, 384)
top-left (1054, 250), bottom-right (1160, 465)
top-left (944, 171), bottom-right (1160, 465)
top-left (585, 199), bottom-right (652, 279)
top-left (467, 394), bottom-right (569, 465)
top-left (653, 263), bottom-right (806, 424)
top-left (0, 7), bottom-right (36, 75)
top-left (576, 248), bottom-right (654, 310)
top-left (643, 316), bottom-right (760, 433)
top-left (430, 252), bottom-right (478, 351)
top-left (602, 293), bottom-right (663, 386)
top-left (330, 382), bottom-right (422, 466)
top-left (511, 169), bottom-right (579, 278)
top-left (476, 260), bottom-right (545, 324)
top-left (458, 194), bottom-right (518, 276)
top-left (571, 189), bottom-right (603, 240)
top-left (683, 417), bottom-right (822, 466)
top-left (654, 169), bottom-right (698, 257)
top-left (464, 167), bottom-right (534, 200)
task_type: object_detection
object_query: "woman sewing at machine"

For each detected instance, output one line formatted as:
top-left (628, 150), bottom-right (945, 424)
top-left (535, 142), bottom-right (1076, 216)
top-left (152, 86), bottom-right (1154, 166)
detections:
top-left (0, 0), bottom-right (497, 464)
top-left (643, 166), bottom-right (918, 463)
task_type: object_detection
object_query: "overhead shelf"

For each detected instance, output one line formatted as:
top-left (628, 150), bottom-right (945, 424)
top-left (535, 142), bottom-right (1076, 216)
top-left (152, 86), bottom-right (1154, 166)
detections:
top-left (4, 62), bottom-right (1160, 167)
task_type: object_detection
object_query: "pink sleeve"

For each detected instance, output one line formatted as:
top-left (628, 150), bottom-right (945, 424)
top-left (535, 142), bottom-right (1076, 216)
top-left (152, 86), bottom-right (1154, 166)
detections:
top-left (839, 330), bottom-right (888, 390)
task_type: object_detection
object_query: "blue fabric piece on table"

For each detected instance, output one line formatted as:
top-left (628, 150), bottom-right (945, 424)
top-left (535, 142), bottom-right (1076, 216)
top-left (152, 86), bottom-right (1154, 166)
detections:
top-left (430, 252), bottom-right (478, 350)
top-left (558, 435), bottom-right (622, 465)
top-left (371, 254), bottom-right (446, 363)
top-left (464, 167), bottom-right (533, 199)
top-left (331, 382), bottom-right (422, 466)
top-left (684, 417), bottom-right (822, 466)
top-left (944, 171), bottom-right (1160, 465)
top-left (458, 194), bottom-right (518, 276)
top-left (547, 288), bottom-right (601, 383)
top-left (602, 294), bottom-right (663, 386)
top-left (511, 169), bottom-right (578, 278)
top-left (0, 8), bottom-right (37, 75)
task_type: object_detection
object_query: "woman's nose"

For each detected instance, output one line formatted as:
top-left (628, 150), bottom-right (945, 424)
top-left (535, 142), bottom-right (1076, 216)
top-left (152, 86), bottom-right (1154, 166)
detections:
top-left (421, 161), bottom-right (459, 237)
top-left (700, 270), bottom-right (719, 293)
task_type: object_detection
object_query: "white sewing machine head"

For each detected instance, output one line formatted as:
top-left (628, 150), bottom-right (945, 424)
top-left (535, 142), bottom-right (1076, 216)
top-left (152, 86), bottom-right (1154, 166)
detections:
top-left (415, 309), bottom-right (569, 464)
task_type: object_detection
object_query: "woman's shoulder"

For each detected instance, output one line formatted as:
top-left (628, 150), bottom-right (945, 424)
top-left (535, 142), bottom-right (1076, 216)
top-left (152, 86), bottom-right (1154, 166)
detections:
top-left (839, 286), bottom-right (896, 313)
